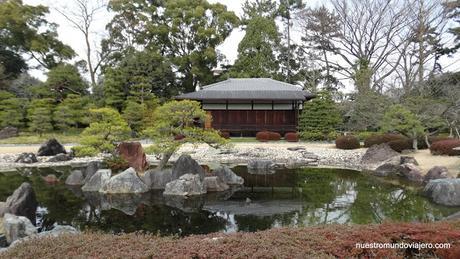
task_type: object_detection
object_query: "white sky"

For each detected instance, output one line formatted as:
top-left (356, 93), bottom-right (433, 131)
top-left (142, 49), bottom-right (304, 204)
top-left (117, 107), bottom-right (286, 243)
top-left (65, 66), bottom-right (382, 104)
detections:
top-left (23, 0), bottom-right (460, 89)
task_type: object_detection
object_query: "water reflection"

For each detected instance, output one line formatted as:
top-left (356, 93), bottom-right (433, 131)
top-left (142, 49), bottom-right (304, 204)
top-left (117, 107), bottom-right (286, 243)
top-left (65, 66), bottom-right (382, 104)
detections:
top-left (0, 166), bottom-right (457, 236)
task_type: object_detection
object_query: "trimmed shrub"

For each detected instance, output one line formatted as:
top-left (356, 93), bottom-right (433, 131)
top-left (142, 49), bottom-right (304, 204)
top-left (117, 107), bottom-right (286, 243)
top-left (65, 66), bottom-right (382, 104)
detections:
top-left (300, 131), bottom-right (325, 141)
top-left (256, 131), bottom-right (269, 142)
top-left (284, 132), bottom-right (299, 142)
top-left (364, 133), bottom-right (407, 147)
top-left (268, 131), bottom-right (281, 141)
top-left (430, 139), bottom-right (460, 156)
top-left (219, 131), bottom-right (230, 139)
top-left (335, 135), bottom-right (360, 150)
top-left (428, 136), bottom-right (453, 144)
top-left (104, 155), bottom-right (129, 172)
top-left (388, 139), bottom-right (413, 153)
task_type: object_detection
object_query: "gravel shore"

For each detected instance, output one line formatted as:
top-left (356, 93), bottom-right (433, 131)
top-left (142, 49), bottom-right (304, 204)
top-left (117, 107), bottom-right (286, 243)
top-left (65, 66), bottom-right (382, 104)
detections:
top-left (0, 142), bottom-right (366, 172)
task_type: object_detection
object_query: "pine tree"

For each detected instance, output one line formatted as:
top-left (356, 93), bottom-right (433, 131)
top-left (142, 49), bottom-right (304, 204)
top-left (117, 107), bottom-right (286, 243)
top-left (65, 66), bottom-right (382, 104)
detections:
top-left (298, 90), bottom-right (341, 140)
top-left (27, 98), bottom-right (55, 135)
top-left (0, 91), bottom-right (26, 128)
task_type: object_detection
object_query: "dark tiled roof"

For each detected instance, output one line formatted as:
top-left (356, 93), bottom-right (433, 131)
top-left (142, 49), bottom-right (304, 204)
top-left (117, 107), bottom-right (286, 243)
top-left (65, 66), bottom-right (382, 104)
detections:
top-left (176, 78), bottom-right (315, 101)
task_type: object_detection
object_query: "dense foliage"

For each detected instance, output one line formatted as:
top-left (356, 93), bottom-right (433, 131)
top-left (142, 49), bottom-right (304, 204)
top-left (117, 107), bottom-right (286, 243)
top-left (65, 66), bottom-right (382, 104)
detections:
top-left (298, 90), bottom-right (341, 140)
top-left (72, 108), bottom-right (130, 157)
top-left (143, 100), bottom-right (228, 168)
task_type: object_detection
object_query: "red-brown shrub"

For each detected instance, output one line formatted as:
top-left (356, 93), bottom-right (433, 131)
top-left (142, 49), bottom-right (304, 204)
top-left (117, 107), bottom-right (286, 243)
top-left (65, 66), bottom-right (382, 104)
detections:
top-left (3, 221), bottom-right (460, 259)
top-left (430, 139), bottom-right (460, 156)
top-left (364, 133), bottom-right (407, 147)
top-left (428, 136), bottom-right (453, 144)
top-left (174, 134), bottom-right (185, 140)
top-left (335, 135), bottom-right (360, 150)
top-left (388, 139), bottom-right (413, 152)
top-left (284, 132), bottom-right (299, 142)
top-left (219, 131), bottom-right (230, 139)
top-left (268, 131), bottom-right (281, 141)
top-left (256, 131), bottom-right (269, 142)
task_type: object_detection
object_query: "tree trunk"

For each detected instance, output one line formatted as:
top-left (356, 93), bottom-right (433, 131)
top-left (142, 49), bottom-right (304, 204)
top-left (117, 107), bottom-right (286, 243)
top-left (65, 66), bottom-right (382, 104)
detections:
top-left (424, 134), bottom-right (430, 148)
top-left (412, 138), bottom-right (418, 151)
top-left (158, 152), bottom-right (173, 170)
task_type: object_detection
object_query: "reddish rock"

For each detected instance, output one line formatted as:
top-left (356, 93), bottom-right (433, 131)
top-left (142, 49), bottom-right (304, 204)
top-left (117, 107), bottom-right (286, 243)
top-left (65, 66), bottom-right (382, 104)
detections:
top-left (43, 174), bottom-right (59, 184)
top-left (116, 142), bottom-right (149, 173)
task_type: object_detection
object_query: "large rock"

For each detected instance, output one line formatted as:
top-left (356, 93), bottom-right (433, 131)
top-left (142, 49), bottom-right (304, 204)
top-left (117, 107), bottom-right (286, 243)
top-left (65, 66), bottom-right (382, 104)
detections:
top-left (424, 166), bottom-right (450, 184)
top-left (37, 138), bottom-right (66, 156)
top-left (142, 169), bottom-right (173, 190)
top-left (100, 167), bottom-right (148, 194)
top-left (116, 142), bottom-right (149, 173)
top-left (172, 154), bottom-right (205, 181)
top-left (65, 170), bottom-right (85, 186)
top-left (46, 153), bottom-right (72, 162)
top-left (213, 166), bottom-right (244, 185)
top-left (361, 143), bottom-right (400, 165)
top-left (373, 157), bottom-right (400, 177)
top-left (400, 156), bottom-right (418, 165)
top-left (83, 161), bottom-right (101, 184)
top-left (0, 127), bottom-right (18, 139)
top-left (81, 169), bottom-right (111, 192)
top-left (5, 183), bottom-right (38, 224)
top-left (3, 213), bottom-right (37, 244)
top-left (424, 179), bottom-right (460, 206)
top-left (398, 163), bottom-right (423, 183)
top-left (164, 174), bottom-right (206, 196)
top-left (204, 176), bottom-right (229, 192)
top-left (14, 153), bottom-right (38, 164)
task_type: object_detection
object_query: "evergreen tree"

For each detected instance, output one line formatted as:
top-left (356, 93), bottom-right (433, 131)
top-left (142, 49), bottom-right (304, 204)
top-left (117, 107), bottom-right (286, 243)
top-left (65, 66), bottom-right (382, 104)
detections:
top-left (103, 50), bottom-right (175, 110)
top-left (298, 90), bottom-right (341, 140)
top-left (381, 104), bottom-right (425, 150)
top-left (0, 90), bottom-right (26, 128)
top-left (44, 64), bottom-right (88, 101)
top-left (27, 98), bottom-right (55, 136)
top-left (230, 0), bottom-right (281, 78)
top-left (54, 94), bottom-right (92, 131)
top-left (122, 100), bottom-right (147, 134)
top-left (73, 108), bottom-right (130, 156)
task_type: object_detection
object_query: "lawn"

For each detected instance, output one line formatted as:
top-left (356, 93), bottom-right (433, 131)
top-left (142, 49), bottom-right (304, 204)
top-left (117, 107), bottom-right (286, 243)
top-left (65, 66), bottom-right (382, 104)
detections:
top-left (2, 221), bottom-right (460, 258)
top-left (0, 132), bottom-right (82, 145)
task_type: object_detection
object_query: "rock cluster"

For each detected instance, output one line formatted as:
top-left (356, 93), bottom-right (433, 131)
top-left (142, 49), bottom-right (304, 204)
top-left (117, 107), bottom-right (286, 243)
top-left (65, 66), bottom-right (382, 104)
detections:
top-left (0, 183), bottom-right (38, 224)
top-left (37, 138), bottom-right (67, 156)
top-left (424, 179), bottom-right (460, 206)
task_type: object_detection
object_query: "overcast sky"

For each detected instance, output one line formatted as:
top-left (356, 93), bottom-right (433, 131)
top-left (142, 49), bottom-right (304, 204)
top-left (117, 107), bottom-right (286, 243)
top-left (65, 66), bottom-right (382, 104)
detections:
top-left (23, 0), bottom-right (460, 87)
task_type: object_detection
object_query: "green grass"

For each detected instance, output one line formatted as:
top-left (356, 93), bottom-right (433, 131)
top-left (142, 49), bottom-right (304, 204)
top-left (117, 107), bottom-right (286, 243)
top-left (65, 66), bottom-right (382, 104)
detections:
top-left (228, 137), bottom-right (258, 143)
top-left (0, 131), bottom-right (82, 145)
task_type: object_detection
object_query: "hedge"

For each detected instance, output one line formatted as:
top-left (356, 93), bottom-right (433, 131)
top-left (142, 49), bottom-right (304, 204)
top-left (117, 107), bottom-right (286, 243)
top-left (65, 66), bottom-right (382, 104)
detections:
top-left (430, 139), bottom-right (460, 156)
top-left (335, 135), bottom-right (361, 150)
top-left (284, 132), bottom-right (299, 142)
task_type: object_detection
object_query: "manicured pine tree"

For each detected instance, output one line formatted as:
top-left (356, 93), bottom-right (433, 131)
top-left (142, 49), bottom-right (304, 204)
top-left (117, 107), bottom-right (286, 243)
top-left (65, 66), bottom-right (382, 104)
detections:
top-left (298, 90), bottom-right (342, 140)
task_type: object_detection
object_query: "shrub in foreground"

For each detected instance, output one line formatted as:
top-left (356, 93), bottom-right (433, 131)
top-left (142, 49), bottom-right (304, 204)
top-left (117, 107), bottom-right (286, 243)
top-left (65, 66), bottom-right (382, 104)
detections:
top-left (3, 221), bottom-right (460, 258)
top-left (335, 135), bottom-right (360, 150)
top-left (256, 131), bottom-right (269, 142)
top-left (430, 139), bottom-right (460, 156)
top-left (71, 146), bottom-right (98, 157)
top-left (284, 132), bottom-right (299, 142)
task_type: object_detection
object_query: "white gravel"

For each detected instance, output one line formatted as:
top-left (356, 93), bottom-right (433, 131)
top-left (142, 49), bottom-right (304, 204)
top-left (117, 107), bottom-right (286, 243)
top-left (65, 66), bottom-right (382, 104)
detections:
top-left (0, 143), bottom-right (366, 172)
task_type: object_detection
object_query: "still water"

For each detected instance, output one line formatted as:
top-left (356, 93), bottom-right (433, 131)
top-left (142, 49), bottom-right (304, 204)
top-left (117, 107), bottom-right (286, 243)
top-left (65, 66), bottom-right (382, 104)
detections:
top-left (0, 166), bottom-right (456, 236)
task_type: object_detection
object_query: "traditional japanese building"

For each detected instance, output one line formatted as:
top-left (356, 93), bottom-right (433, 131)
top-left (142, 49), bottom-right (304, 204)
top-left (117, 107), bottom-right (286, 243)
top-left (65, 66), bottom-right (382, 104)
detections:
top-left (176, 78), bottom-right (315, 135)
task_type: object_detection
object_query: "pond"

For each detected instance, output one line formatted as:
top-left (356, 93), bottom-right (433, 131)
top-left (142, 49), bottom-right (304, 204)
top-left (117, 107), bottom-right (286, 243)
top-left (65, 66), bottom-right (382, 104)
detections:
top-left (0, 166), bottom-right (457, 236)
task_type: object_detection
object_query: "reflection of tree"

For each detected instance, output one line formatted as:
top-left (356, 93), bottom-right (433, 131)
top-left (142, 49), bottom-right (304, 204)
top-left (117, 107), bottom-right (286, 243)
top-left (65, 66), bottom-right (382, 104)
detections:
top-left (76, 205), bottom-right (228, 236)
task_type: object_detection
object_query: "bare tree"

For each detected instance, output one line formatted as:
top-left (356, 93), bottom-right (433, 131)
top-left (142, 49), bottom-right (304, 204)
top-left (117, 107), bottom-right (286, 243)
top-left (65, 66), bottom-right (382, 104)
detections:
top-left (56, 0), bottom-right (108, 88)
top-left (299, 0), bottom-right (413, 93)
top-left (394, 0), bottom-right (449, 96)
